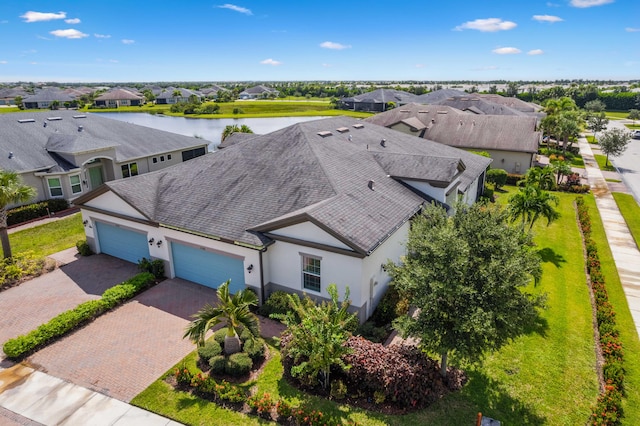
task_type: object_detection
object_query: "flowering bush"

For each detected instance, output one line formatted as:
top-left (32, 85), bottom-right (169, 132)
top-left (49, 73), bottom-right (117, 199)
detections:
top-left (247, 392), bottom-right (275, 418)
top-left (275, 398), bottom-right (293, 419)
top-left (173, 366), bottom-right (193, 386)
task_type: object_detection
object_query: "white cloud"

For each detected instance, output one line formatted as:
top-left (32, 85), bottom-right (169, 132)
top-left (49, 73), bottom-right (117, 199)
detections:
top-left (528, 49), bottom-right (545, 55)
top-left (109, 59), bottom-right (119, 63)
top-left (454, 18), bottom-right (517, 32)
top-left (260, 58), bottom-right (282, 66)
top-left (94, 33), bottom-right (111, 38)
top-left (415, 64), bottom-right (425, 68)
top-left (64, 18), bottom-right (80, 24)
top-left (21, 11), bottom-right (66, 22)
top-left (533, 15), bottom-right (563, 23)
top-left (217, 4), bottom-right (252, 15)
top-left (0, 61), bottom-right (7, 64)
top-left (30, 62), bottom-right (37, 65)
top-left (626, 27), bottom-right (640, 32)
top-left (50, 29), bottom-right (88, 39)
top-left (319, 41), bottom-right (351, 50)
top-left (36, 35), bottom-right (51, 40)
top-left (546, 2), bottom-right (561, 6)
top-left (472, 66), bottom-right (499, 71)
top-left (121, 39), bottom-right (135, 44)
top-left (322, 63), bottom-right (332, 68)
top-left (570, 0), bottom-right (614, 8)
top-left (493, 47), bottom-right (521, 54)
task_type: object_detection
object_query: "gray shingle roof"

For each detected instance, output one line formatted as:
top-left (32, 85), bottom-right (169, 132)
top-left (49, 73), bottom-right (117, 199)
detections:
top-left (0, 111), bottom-right (208, 173)
top-left (93, 117), bottom-right (490, 254)
top-left (341, 89), bottom-right (418, 105)
top-left (95, 89), bottom-right (144, 101)
top-left (23, 88), bottom-right (76, 103)
top-left (414, 89), bottom-right (468, 103)
top-left (242, 85), bottom-right (277, 95)
top-left (425, 96), bottom-right (527, 116)
top-left (217, 132), bottom-right (260, 149)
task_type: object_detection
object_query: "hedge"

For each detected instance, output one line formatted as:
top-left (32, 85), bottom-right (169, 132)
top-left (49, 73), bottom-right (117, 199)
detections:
top-left (7, 199), bottom-right (69, 226)
top-left (2, 272), bottom-right (155, 359)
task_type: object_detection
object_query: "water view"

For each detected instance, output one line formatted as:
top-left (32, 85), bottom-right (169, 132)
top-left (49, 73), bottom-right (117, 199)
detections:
top-left (97, 113), bottom-right (327, 151)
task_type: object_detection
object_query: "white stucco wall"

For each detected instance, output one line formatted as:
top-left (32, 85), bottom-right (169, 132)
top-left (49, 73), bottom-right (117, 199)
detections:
top-left (401, 179), bottom-right (449, 203)
top-left (83, 192), bottom-right (147, 220)
top-left (269, 221), bottom-right (352, 251)
top-left (481, 150), bottom-right (533, 174)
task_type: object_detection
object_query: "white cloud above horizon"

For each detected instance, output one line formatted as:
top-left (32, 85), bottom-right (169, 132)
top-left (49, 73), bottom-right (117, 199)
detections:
top-left (217, 4), bottom-right (252, 15)
top-left (626, 27), bottom-right (640, 32)
top-left (260, 58), bottom-right (281, 65)
top-left (21, 11), bottom-right (66, 22)
top-left (570, 0), bottom-right (614, 8)
top-left (533, 15), bottom-right (563, 23)
top-left (64, 18), bottom-right (80, 24)
top-left (320, 41), bottom-right (351, 50)
top-left (0, 61), bottom-right (7, 64)
top-left (50, 29), bottom-right (88, 39)
top-left (121, 39), bottom-right (135, 44)
top-left (455, 18), bottom-right (517, 32)
top-left (528, 49), bottom-right (544, 55)
top-left (94, 33), bottom-right (111, 38)
top-left (493, 47), bottom-right (521, 54)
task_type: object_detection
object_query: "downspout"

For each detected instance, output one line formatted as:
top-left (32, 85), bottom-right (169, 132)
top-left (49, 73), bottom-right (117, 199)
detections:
top-left (259, 247), bottom-right (266, 305)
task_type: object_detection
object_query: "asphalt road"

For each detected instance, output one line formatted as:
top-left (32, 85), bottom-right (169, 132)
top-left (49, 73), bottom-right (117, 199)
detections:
top-left (607, 119), bottom-right (640, 203)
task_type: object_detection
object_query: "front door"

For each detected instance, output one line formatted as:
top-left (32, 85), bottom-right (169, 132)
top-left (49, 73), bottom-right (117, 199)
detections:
top-left (88, 167), bottom-right (104, 189)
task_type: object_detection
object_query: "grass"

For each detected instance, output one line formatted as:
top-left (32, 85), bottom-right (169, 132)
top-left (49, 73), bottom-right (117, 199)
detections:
top-left (606, 178), bottom-right (622, 183)
top-left (586, 135), bottom-right (597, 144)
top-left (612, 192), bottom-right (640, 250)
top-left (626, 124), bottom-right (640, 130)
top-left (571, 155), bottom-right (585, 168)
top-left (3, 213), bottom-right (84, 258)
top-left (133, 188), bottom-right (601, 425)
top-left (605, 112), bottom-right (630, 120)
top-left (594, 154), bottom-right (616, 171)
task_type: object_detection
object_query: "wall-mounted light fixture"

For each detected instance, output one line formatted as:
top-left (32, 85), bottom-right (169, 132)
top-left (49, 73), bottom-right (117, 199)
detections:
top-left (148, 238), bottom-right (154, 245)
top-left (247, 264), bottom-right (254, 273)
top-left (156, 240), bottom-right (163, 247)
top-left (83, 220), bottom-right (88, 226)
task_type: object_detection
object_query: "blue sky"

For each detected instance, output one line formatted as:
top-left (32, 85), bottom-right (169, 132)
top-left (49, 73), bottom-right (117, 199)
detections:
top-left (0, 0), bottom-right (638, 83)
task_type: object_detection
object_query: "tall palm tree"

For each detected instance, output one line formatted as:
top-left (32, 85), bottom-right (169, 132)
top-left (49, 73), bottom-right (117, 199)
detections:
top-left (508, 185), bottom-right (560, 232)
top-left (183, 280), bottom-right (260, 354)
top-left (221, 124), bottom-right (240, 142)
top-left (0, 170), bottom-right (36, 259)
top-left (521, 167), bottom-right (556, 190)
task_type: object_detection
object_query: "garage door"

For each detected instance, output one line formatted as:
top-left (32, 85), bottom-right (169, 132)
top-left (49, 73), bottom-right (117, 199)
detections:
top-left (171, 242), bottom-right (244, 293)
top-left (95, 221), bottom-right (150, 264)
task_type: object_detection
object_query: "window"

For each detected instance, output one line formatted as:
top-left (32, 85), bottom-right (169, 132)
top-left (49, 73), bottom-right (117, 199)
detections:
top-left (69, 174), bottom-right (82, 194)
top-left (47, 177), bottom-right (63, 197)
top-left (152, 157), bottom-right (158, 164)
top-left (167, 154), bottom-right (172, 160)
top-left (121, 162), bottom-right (139, 178)
top-left (160, 155), bottom-right (165, 162)
top-left (181, 147), bottom-right (206, 161)
top-left (302, 255), bottom-right (321, 292)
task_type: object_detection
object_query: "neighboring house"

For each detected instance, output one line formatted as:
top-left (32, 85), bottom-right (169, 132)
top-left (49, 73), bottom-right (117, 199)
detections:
top-left (22, 88), bottom-right (77, 109)
top-left (475, 94), bottom-right (543, 115)
top-left (238, 85), bottom-right (279, 99)
top-left (0, 111), bottom-right (209, 205)
top-left (75, 116), bottom-right (491, 320)
top-left (0, 87), bottom-right (30, 106)
top-left (94, 88), bottom-right (145, 108)
top-left (155, 87), bottom-right (202, 104)
top-left (340, 89), bottom-right (419, 112)
top-left (413, 89), bottom-right (467, 104)
top-left (365, 103), bottom-right (540, 174)
top-left (422, 95), bottom-right (528, 116)
top-left (200, 85), bottom-right (230, 100)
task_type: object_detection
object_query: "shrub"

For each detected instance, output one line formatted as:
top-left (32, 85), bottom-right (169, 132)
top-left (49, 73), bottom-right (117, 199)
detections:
top-left (7, 199), bottom-right (69, 226)
top-left (138, 257), bottom-right (165, 279)
top-left (173, 365), bottom-right (193, 386)
top-left (486, 168), bottom-right (508, 189)
top-left (75, 240), bottom-right (93, 256)
top-left (481, 187), bottom-right (495, 203)
top-left (198, 341), bottom-right (222, 363)
top-left (101, 273), bottom-right (155, 309)
top-left (258, 291), bottom-right (291, 317)
top-left (0, 251), bottom-right (46, 286)
top-left (213, 328), bottom-right (227, 345)
top-left (247, 392), bottom-right (275, 417)
top-left (329, 379), bottom-right (347, 400)
top-left (355, 321), bottom-right (389, 343)
top-left (275, 399), bottom-right (293, 419)
top-left (506, 173), bottom-right (525, 186)
top-left (209, 355), bottom-right (227, 374)
top-left (242, 338), bottom-right (265, 362)
top-left (225, 352), bottom-right (252, 376)
top-left (370, 285), bottom-right (406, 326)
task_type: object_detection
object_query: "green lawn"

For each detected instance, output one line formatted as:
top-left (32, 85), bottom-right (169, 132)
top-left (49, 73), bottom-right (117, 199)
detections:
top-left (586, 135), bottom-right (597, 144)
top-left (605, 112), bottom-right (630, 120)
top-left (612, 192), bottom-right (640, 250)
top-left (3, 213), bottom-right (84, 258)
top-left (594, 154), bottom-right (616, 171)
top-left (133, 188), bottom-right (603, 425)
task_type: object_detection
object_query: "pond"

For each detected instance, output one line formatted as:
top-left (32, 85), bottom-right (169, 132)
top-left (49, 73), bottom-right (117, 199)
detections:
top-left (96, 113), bottom-right (328, 151)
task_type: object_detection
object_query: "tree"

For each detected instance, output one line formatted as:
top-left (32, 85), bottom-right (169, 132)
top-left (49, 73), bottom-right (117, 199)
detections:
top-left (584, 99), bottom-right (606, 113)
top-left (385, 203), bottom-right (543, 377)
top-left (508, 185), bottom-right (560, 231)
top-left (599, 128), bottom-right (632, 167)
top-left (278, 284), bottom-right (357, 389)
top-left (586, 112), bottom-right (609, 141)
top-left (50, 100), bottom-right (60, 110)
top-left (0, 170), bottom-right (36, 259)
top-left (14, 95), bottom-right (23, 110)
top-left (220, 124), bottom-right (253, 142)
top-left (628, 109), bottom-right (640, 125)
top-left (183, 280), bottom-right (260, 354)
top-left (520, 166), bottom-right (556, 190)
top-left (486, 168), bottom-right (507, 189)
top-left (506, 82), bottom-right (519, 97)
top-left (552, 160), bottom-right (572, 185)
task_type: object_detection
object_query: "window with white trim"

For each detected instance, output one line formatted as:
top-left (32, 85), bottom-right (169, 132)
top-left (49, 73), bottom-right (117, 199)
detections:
top-left (302, 254), bottom-right (321, 292)
top-left (121, 162), bottom-right (139, 178)
top-left (69, 174), bottom-right (82, 194)
top-left (47, 177), bottom-right (63, 197)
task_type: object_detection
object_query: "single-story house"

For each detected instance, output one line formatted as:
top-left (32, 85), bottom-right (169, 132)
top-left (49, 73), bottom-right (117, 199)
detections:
top-left (365, 103), bottom-right (540, 174)
top-left (75, 116), bottom-right (491, 320)
top-left (94, 88), bottom-right (145, 108)
top-left (0, 88), bottom-right (30, 106)
top-left (0, 111), bottom-right (209, 205)
top-left (200, 85), bottom-right (230, 100)
top-left (340, 89), bottom-right (419, 112)
top-left (22, 88), bottom-right (78, 109)
top-left (238, 85), bottom-right (279, 100)
top-left (156, 87), bottom-right (203, 104)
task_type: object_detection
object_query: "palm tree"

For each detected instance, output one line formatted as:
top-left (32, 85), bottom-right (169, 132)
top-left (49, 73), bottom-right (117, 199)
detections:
top-left (0, 170), bottom-right (36, 258)
top-left (183, 280), bottom-right (260, 354)
top-left (521, 167), bottom-right (556, 190)
top-left (221, 125), bottom-right (240, 142)
top-left (239, 124), bottom-right (253, 134)
top-left (508, 185), bottom-right (560, 232)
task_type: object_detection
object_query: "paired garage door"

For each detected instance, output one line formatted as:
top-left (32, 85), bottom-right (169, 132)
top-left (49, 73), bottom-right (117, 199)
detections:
top-left (95, 221), bottom-right (150, 264)
top-left (171, 242), bottom-right (245, 293)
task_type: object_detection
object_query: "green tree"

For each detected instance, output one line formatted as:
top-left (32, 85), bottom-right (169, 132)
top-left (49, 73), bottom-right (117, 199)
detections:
top-left (628, 109), bottom-right (640, 125)
top-left (221, 125), bottom-right (240, 142)
top-left (521, 166), bottom-right (556, 190)
top-left (385, 203), bottom-right (543, 377)
top-left (586, 112), bottom-right (609, 141)
top-left (183, 280), bottom-right (260, 354)
top-left (142, 90), bottom-right (155, 103)
top-left (599, 128), bottom-right (632, 167)
top-left (508, 185), bottom-right (560, 231)
top-left (50, 100), bottom-right (60, 110)
top-left (552, 160), bottom-right (572, 185)
top-left (278, 284), bottom-right (357, 389)
top-left (0, 170), bottom-right (36, 259)
top-left (486, 168), bottom-right (508, 189)
top-left (14, 95), bottom-right (23, 110)
top-left (584, 99), bottom-right (606, 113)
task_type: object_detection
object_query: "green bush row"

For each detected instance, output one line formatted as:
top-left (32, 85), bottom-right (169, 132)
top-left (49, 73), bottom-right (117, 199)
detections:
top-left (7, 199), bottom-right (69, 226)
top-left (2, 272), bottom-right (155, 359)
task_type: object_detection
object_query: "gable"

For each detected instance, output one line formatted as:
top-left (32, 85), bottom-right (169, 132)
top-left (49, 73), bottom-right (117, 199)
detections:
top-left (268, 221), bottom-right (353, 251)
top-left (82, 190), bottom-right (147, 220)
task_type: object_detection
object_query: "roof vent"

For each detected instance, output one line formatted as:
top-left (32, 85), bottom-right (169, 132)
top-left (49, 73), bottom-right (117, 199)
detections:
top-left (459, 120), bottom-right (463, 125)
top-left (418, 110), bottom-right (428, 113)
top-left (43, 122), bottom-right (47, 127)
top-left (348, 135), bottom-right (353, 142)
top-left (17, 119), bottom-right (35, 123)
top-left (352, 123), bottom-right (364, 129)
top-left (336, 127), bottom-right (349, 133)
top-left (437, 111), bottom-right (447, 114)
top-left (8, 152), bottom-right (14, 159)
top-left (47, 117), bottom-right (62, 121)
top-left (73, 115), bottom-right (87, 119)
top-left (399, 109), bottom-right (410, 112)
top-left (368, 180), bottom-right (375, 190)
top-left (78, 125), bottom-right (84, 132)
top-left (317, 131), bottom-right (332, 137)
top-left (380, 139), bottom-right (387, 147)
top-left (431, 119), bottom-right (436, 123)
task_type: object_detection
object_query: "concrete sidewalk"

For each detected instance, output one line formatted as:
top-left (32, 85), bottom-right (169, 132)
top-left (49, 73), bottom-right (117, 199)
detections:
top-left (578, 136), bottom-right (640, 339)
top-left (0, 364), bottom-right (181, 425)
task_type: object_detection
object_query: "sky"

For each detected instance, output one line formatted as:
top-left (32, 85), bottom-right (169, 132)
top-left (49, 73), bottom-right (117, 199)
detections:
top-left (0, 0), bottom-right (638, 83)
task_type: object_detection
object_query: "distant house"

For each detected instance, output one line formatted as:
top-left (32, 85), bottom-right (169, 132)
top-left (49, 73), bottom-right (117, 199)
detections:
top-left (340, 89), bottom-right (418, 112)
top-left (238, 85), bottom-right (279, 99)
top-left (0, 111), bottom-right (209, 205)
top-left (75, 116), bottom-right (490, 320)
top-left (22, 88), bottom-right (77, 109)
top-left (155, 87), bottom-right (202, 104)
top-left (0, 87), bottom-right (29, 106)
top-left (94, 88), bottom-right (145, 108)
top-left (365, 103), bottom-right (540, 174)
top-left (200, 85), bottom-right (230, 100)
